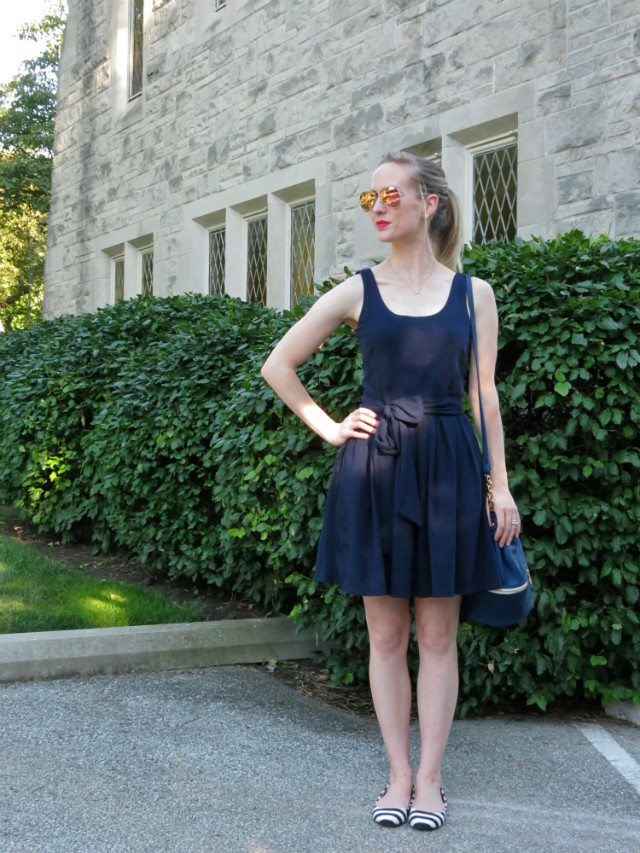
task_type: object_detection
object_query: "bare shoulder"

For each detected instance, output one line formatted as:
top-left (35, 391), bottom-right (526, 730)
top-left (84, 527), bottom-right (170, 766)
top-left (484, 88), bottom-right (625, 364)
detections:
top-left (469, 275), bottom-right (497, 312)
top-left (309, 271), bottom-right (364, 326)
top-left (319, 272), bottom-right (364, 302)
top-left (470, 275), bottom-right (495, 299)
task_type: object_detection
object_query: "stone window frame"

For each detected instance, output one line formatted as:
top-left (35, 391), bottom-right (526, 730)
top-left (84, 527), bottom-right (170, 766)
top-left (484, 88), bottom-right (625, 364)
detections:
top-left (128, 0), bottom-right (144, 100)
top-left (139, 245), bottom-right (154, 296)
top-left (111, 0), bottom-right (152, 122)
top-left (245, 211), bottom-right (269, 305)
top-left (224, 197), bottom-right (269, 304)
top-left (128, 234), bottom-right (155, 298)
top-left (191, 179), bottom-right (317, 311)
top-left (193, 210), bottom-right (227, 297)
top-left (464, 132), bottom-right (519, 245)
top-left (113, 255), bottom-right (125, 302)
top-left (103, 243), bottom-right (126, 304)
top-left (268, 180), bottom-right (317, 311)
top-left (208, 224), bottom-right (226, 297)
top-left (288, 196), bottom-right (316, 309)
top-left (102, 234), bottom-right (155, 304)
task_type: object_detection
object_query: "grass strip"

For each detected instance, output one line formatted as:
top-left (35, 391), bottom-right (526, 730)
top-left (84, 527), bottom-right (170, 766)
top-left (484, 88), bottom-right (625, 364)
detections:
top-left (0, 534), bottom-right (205, 634)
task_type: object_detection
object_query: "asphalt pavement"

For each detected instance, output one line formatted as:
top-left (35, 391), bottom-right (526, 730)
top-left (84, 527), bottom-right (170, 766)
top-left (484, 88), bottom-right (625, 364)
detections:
top-left (1, 666), bottom-right (639, 853)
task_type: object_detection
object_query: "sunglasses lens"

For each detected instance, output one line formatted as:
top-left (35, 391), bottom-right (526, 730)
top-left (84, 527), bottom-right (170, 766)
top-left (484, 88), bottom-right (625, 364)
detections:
top-left (359, 191), bottom-right (376, 211)
top-left (379, 188), bottom-right (401, 207)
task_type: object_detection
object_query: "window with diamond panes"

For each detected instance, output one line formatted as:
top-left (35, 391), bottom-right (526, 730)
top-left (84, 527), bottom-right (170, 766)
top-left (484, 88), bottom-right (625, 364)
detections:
top-left (472, 143), bottom-right (517, 243)
top-left (114, 258), bottom-right (124, 302)
top-left (208, 228), bottom-right (226, 296)
top-left (290, 201), bottom-right (315, 306)
top-left (129, 0), bottom-right (144, 99)
top-left (141, 249), bottom-right (153, 296)
top-left (246, 216), bottom-right (267, 304)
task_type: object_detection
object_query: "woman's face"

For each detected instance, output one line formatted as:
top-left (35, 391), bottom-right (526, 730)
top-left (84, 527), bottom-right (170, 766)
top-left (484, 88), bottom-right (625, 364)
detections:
top-left (366, 162), bottom-right (436, 245)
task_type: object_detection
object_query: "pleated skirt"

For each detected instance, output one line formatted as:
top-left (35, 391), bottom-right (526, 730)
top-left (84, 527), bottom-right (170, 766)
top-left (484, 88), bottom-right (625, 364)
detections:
top-left (314, 412), bottom-right (503, 598)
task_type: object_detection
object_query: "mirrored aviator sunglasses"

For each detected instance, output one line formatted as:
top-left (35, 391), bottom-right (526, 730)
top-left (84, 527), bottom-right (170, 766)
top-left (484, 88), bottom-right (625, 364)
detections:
top-left (359, 186), bottom-right (403, 211)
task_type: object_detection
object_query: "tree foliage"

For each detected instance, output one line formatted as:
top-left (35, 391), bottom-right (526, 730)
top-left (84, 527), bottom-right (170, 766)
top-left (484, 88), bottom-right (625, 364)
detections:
top-left (0, 2), bottom-right (66, 330)
top-left (0, 4), bottom-right (66, 212)
top-left (0, 232), bottom-right (639, 715)
top-left (0, 205), bottom-right (46, 330)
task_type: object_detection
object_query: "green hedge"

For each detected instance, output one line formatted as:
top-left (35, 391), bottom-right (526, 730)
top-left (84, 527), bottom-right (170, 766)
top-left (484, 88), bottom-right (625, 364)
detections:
top-left (0, 230), bottom-right (638, 714)
top-left (0, 294), bottom-right (284, 585)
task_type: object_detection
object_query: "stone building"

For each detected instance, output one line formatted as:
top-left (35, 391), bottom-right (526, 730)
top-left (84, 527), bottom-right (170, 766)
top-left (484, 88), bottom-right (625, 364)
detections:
top-left (44, 0), bottom-right (639, 317)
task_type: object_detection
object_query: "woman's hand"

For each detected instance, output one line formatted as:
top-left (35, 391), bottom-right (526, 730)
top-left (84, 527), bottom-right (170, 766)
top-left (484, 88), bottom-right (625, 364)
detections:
top-left (488, 482), bottom-right (521, 547)
top-left (328, 407), bottom-right (378, 446)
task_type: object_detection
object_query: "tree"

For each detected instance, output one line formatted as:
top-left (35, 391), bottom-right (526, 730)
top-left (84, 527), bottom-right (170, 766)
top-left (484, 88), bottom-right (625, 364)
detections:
top-left (0, 2), bottom-right (66, 330)
top-left (0, 206), bottom-right (46, 330)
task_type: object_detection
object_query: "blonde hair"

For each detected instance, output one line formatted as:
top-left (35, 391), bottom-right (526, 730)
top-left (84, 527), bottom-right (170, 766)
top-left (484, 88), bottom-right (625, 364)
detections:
top-left (379, 151), bottom-right (464, 271)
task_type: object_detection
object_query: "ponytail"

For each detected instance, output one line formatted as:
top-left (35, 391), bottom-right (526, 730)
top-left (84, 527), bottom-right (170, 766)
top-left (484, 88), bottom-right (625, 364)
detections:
top-left (429, 186), bottom-right (464, 272)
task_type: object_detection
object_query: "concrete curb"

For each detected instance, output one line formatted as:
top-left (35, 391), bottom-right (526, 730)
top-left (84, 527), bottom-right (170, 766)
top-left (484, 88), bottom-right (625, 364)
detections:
top-left (605, 701), bottom-right (640, 727)
top-left (0, 617), bottom-right (322, 683)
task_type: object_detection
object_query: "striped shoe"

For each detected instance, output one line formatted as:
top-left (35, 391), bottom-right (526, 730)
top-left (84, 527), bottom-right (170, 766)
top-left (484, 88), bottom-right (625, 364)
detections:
top-left (372, 784), bottom-right (415, 828)
top-left (408, 787), bottom-right (447, 831)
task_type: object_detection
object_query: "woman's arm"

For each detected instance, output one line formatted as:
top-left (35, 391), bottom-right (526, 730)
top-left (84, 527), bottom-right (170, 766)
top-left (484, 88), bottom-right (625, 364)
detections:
top-left (261, 275), bottom-right (378, 446)
top-left (467, 276), bottom-right (520, 547)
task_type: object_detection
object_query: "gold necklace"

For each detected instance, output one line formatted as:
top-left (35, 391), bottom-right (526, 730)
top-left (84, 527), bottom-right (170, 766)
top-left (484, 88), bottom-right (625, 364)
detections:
top-left (387, 259), bottom-right (436, 295)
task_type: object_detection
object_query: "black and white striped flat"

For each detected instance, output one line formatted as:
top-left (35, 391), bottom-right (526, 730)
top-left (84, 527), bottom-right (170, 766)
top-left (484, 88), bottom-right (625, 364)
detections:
top-left (371, 785), bottom-right (415, 828)
top-left (408, 787), bottom-right (447, 831)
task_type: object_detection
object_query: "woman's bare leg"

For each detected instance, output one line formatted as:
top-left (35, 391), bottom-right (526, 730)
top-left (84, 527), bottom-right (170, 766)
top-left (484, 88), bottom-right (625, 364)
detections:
top-left (363, 595), bottom-right (413, 809)
top-left (412, 595), bottom-right (461, 813)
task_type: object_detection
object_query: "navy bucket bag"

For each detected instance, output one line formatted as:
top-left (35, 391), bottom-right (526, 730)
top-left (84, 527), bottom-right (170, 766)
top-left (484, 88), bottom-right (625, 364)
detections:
top-left (460, 274), bottom-right (533, 628)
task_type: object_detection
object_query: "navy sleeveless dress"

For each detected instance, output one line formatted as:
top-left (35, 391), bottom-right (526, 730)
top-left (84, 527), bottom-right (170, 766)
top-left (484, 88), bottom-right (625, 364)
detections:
top-left (314, 267), bottom-right (503, 599)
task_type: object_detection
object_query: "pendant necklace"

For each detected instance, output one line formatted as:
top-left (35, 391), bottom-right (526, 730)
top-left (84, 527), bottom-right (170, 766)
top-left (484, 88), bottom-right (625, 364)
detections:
top-left (388, 259), bottom-right (436, 295)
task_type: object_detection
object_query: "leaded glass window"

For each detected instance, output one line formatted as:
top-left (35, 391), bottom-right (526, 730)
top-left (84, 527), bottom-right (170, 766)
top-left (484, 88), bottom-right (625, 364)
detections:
top-left (247, 216), bottom-right (267, 305)
top-left (208, 228), bottom-right (226, 296)
top-left (141, 249), bottom-right (153, 296)
top-left (472, 143), bottom-right (517, 243)
top-left (114, 258), bottom-right (124, 302)
top-left (129, 0), bottom-right (144, 99)
top-left (290, 201), bottom-right (315, 306)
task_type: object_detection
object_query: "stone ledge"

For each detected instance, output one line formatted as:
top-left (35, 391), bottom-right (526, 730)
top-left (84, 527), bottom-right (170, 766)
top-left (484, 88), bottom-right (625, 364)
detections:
top-left (0, 617), bottom-right (322, 683)
top-left (605, 701), bottom-right (640, 728)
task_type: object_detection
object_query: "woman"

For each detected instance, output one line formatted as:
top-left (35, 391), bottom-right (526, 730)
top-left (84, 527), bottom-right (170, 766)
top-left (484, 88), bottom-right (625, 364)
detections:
top-left (261, 151), bottom-right (520, 831)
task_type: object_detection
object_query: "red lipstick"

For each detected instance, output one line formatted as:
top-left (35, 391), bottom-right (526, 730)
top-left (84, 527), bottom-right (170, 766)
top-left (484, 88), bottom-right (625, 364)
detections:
top-left (376, 221), bottom-right (390, 229)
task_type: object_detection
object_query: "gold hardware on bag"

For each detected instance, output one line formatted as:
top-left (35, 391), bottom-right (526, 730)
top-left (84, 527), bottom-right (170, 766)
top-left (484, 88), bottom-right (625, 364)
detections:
top-left (485, 473), bottom-right (494, 511)
top-left (491, 579), bottom-right (531, 595)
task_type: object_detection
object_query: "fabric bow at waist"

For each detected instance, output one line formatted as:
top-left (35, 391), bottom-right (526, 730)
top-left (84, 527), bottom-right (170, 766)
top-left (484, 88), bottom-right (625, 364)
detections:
top-left (362, 395), bottom-right (464, 527)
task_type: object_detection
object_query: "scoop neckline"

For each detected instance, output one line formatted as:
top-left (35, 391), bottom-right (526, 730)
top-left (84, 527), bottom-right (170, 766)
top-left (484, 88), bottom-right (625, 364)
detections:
top-left (368, 268), bottom-right (457, 319)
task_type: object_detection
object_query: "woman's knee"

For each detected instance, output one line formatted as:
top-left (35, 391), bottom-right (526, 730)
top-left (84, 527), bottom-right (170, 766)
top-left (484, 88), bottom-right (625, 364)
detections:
top-left (370, 621), bottom-right (410, 657)
top-left (414, 598), bottom-right (460, 657)
top-left (364, 598), bottom-right (410, 657)
top-left (417, 626), bottom-right (456, 658)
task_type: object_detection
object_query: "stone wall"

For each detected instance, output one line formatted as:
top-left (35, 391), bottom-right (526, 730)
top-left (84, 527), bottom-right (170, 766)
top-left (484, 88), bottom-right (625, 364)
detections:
top-left (44, 0), bottom-right (640, 317)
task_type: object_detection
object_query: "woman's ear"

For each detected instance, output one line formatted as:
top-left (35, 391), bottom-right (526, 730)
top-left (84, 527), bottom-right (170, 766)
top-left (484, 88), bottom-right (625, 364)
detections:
top-left (425, 192), bottom-right (439, 218)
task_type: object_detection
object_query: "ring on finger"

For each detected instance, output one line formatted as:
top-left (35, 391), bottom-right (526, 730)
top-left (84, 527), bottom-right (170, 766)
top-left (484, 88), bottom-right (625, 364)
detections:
top-left (511, 519), bottom-right (519, 525)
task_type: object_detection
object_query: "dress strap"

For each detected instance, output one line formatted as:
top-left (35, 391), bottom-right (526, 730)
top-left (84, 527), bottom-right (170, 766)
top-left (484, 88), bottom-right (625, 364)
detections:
top-left (449, 271), bottom-right (467, 304)
top-left (357, 267), bottom-right (378, 323)
top-left (358, 267), bottom-right (376, 290)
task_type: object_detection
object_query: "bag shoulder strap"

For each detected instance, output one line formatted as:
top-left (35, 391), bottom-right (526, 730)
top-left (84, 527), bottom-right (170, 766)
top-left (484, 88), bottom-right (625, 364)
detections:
top-left (465, 274), bottom-right (491, 477)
